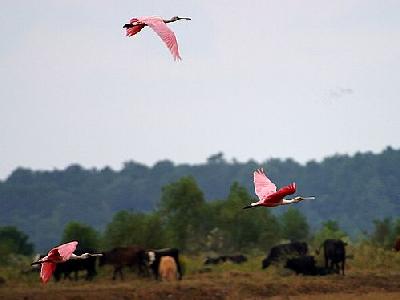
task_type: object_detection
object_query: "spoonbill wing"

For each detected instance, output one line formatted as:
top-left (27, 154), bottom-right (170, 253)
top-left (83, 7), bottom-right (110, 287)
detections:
top-left (139, 16), bottom-right (181, 60)
top-left (40, 262), bottom-right (56, 283)
top-left (264, 182), bottom-right (296, 203)
top-left (54, 241), bottom-right (78, 261)
top-left (253, 168), bottom-right (277, 201)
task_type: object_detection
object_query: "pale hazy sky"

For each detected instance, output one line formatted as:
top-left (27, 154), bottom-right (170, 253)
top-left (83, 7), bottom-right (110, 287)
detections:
top-left (1, 1), bottom-right (399, 179)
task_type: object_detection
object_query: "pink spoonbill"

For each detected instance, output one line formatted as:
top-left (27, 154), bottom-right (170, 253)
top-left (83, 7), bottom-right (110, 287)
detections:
top-left (243, 168), bottom-right (315, 209)
top-left (123, 16), bottom-right (191, 61)
top-left (31, 241), bottom-right (102, 284)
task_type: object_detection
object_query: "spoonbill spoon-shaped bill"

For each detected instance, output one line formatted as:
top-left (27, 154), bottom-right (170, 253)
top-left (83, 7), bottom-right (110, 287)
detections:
top-left (123, 16), bottom-right (191, 61)
top-left (243, 168), bottom-right (315, 209)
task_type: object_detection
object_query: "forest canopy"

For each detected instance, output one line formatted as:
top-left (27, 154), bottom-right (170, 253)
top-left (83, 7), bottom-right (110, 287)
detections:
top-left (0, 147), bottom-right (399, 251)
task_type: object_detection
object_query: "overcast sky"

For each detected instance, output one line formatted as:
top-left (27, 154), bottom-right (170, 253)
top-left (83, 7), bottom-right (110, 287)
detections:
top-left (1, 0), bottom-right (399, 179)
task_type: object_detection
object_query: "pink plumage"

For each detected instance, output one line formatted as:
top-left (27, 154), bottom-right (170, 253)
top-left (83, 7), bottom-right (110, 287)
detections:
top-left (124, 16), bottom-right (184, 61)
top-left (254, 168), bottom-right (277, 200)
top-left (253, 169), bottom-right (296, 206)
top-left (40, 262), bottom-right (57, 284)
top-left (39, 241), bottom-right (78, 283)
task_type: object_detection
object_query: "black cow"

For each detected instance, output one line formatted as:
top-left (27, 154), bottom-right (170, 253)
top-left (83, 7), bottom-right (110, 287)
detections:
top-left (99, 246), bottom-right (147, 280)
top-left (285, 256), bottom-right (332, 276)
top-left (146, 248), bottom-right (183, 280)
top-left (394, 238), bottom-right (400, 252)
top-left (33, 248), bottom-right (98, 282)
top-left (262, 241), bottom-right (308, 269)
top-left (204, 255), bottom-right (247, 265)
top-left (53, 248), bottom-right (98, 281)
top-left (226, 255), bottom-right (247, 264)
top-left (316, 239), bottom-right (346, 275)
top-left (204, 256), bottom-right (223, 265)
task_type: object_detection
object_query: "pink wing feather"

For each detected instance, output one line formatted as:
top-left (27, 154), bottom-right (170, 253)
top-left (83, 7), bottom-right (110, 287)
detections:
top-left (138, 16), bottom-right (182, 61)
top-left (253, 168), bottom-right (277, 201)
top-left (40, 262), bottom-right (56, 284)
top-left (55, 241), bottom-right (78, 261)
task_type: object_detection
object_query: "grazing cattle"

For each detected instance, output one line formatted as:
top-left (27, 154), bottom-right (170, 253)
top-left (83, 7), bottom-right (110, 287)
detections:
top-left (146, 248), bottom-right (183, 280)
top-left (204, 256), bottom-right (223, 265)
top-left (53, 248), bottom-right (98, 281)
top-left (285, 256), bottom-right (332, 276)
top-left (262, 241), bottom-right (308, 269)
top-left (316, 239), bottom-right (346, 275)
top-left (99, 246), bottom-right (147, 280)
top-left (204, 255), bottom-right (247, 265)
top-left (393, 238), bottom-right (400, 252)
top-left (225, 255), bottom-right (247, 264)
top-left (158, 256), bottom-right (178, 281)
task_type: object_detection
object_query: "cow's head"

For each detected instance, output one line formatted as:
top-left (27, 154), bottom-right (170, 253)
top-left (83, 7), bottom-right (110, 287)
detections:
top-left (262, 258), bottom-right (271, 269)
top-left (147, 251), bottom-right (156, 266)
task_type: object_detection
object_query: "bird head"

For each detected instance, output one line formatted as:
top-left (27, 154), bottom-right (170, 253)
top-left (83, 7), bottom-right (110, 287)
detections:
top-left (173, 16), bottom-right (191, 21)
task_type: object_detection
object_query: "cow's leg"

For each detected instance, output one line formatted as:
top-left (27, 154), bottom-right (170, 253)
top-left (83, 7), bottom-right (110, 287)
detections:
top-left (175, 258), bottom-right (183, 280)
top-left (74, 271), bottom-right (78, 281)
top-left (112, 267), bottom-right (119, 280)
top-left (341, 258), bottom-right (345, 276)
top-left (151, 264), bottom-right (159, 280)
top-left (324, 254), bottom-right (329, 269)
top-left (118, 266), bottom-right (124, 280)
top-left (65, 272), bottom-right (73, 281)
top-left (329, 260), bottom-right (334, 273)
top-left (87, 268), bottom-right (96, 280)
top-left (117, 266), bottom-right (124, 280)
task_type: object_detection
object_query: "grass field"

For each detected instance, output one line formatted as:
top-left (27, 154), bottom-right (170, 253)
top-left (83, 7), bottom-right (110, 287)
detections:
top-left (1, 247), bottom-right (400, 300)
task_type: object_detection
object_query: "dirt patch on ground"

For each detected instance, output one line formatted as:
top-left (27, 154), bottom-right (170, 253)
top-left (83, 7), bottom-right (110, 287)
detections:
top-left (1, 272), bottom-right (400, 300)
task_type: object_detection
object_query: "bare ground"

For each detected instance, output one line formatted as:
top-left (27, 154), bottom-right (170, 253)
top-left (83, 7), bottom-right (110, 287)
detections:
top-left (1, 271), bottom-right (400, 300)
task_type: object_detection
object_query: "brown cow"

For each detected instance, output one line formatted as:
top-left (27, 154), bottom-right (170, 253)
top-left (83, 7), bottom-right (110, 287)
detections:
top-left (394, 238), bottom-right (400, 252)
top-left (158, 256), bottom-right (177, 281)
top-left (99, 246), bottom-right (147, 280)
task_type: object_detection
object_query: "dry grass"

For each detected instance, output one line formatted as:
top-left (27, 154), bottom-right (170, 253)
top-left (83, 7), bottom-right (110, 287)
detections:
top-left (1, 246), bottom-right (400, 300)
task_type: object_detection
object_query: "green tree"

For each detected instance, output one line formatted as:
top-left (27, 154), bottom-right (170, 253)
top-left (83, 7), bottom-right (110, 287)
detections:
top-left (158, 176), bottom-right (205, 252)
top-left (216, 182), bottom-right (281, 252)
top-left (0, 226), bottom-right (33, 261)
top-left (103, 211), bottom-right (166, 249)
top-left (61, 222), bottom-right (100, 249)
top-left (312, 220), bottom-right (348, 247)
top-left (280, 207), bottom-right (309, 242)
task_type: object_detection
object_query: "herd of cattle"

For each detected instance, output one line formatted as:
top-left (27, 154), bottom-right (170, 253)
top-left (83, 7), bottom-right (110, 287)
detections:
top-left (205, 239), bottom-right (347, 276)
top-left (32, 239), bottom-right (349, 282)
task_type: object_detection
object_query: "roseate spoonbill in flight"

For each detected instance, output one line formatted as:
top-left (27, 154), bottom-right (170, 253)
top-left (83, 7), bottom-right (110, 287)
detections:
top-left (31, 241), bottom-right (102, 284)
top-left (243, 168), bottom-right (315, 209)
top-left (123, 16), bottom-right (191, 61)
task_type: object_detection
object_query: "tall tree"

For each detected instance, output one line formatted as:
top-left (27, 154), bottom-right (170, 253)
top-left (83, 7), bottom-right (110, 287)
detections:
top-left (103, 211), bottom-right (166, 249)
top-left (312, 220), bottom-right (348, 247)
top-left (61, 222), bottom-right (100, 250)
top-left (217, 182), bottom-right (281, 251)
top-left (280, 207), bottom-right (309, 242)
top-left (158, 176), bottom-right (205, 252)
top-left (0, 226), bottom-right (33, 264)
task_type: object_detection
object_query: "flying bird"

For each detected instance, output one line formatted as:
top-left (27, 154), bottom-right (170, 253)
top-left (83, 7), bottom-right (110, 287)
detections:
top-left (243, 168), bottom-right (315, 209)
top-left (123, 16), bottom-right (191, 61)
top-left (31, 241), bottom-right (102, 284)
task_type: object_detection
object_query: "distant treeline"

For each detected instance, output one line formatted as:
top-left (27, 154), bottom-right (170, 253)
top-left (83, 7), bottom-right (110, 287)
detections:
top-left (0, 147), bottom-right (399, 251)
